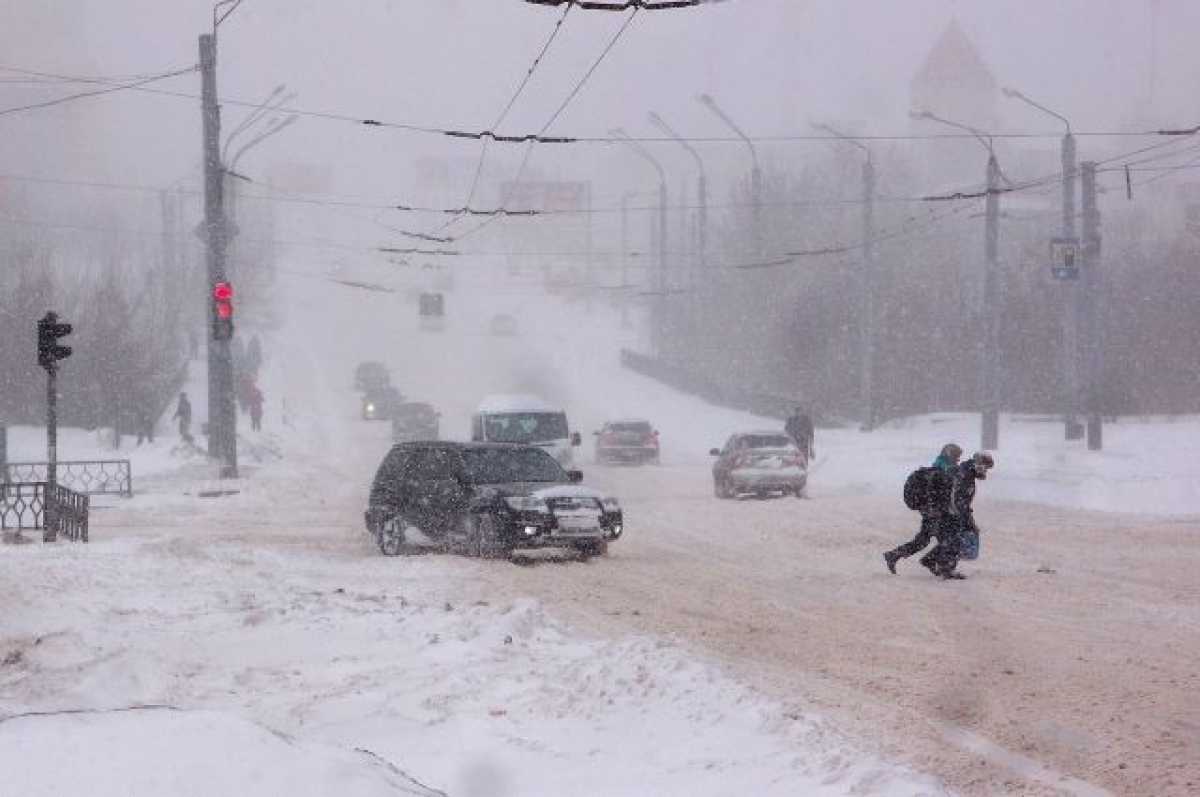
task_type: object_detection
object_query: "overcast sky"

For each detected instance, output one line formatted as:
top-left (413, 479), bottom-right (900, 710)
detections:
top-left (3, 1), bottom-right (1198, 229)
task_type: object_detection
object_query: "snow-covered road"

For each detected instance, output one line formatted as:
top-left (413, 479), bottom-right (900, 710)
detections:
top-left (5, 274), bottom-right (1197, 796)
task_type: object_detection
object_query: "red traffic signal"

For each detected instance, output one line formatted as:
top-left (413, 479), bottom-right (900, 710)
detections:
top-left (37, 311), bottom-right (73, 369)
top-left (212, 281), bottom-right (234, 340)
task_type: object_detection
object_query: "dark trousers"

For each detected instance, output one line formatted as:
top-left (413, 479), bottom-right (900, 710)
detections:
top-left (924, 519), bottom-right (963, 574)
top-left (889, 516), bottom-right (938, 559)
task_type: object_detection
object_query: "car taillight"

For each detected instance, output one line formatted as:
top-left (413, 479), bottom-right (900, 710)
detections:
top-left (645, 434), bottom-right (659, 447)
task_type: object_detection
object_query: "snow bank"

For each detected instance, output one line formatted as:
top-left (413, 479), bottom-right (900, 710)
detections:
top-left (813, 412), bottom-right (1200, 516)
top-left (0, 708), bottom-right (441, 797)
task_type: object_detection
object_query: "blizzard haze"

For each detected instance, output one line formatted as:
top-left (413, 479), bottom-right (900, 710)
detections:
top-left (3, 3), bottom-right (1200, 797)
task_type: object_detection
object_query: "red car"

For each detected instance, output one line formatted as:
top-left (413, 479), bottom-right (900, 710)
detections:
top-left (594, 419), bottom-right (660, 465)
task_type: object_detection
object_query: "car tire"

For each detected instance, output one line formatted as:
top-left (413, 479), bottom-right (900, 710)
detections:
top-left (472, 513), bottom-right (509, 560)
top-left (714, 478), bottom-right (731, 499)
top-left (377, 518), bottom-right (406, 556)
top-left (578, 540), bottom-right (608, 559)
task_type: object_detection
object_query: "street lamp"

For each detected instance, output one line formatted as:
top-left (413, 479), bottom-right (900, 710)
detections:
top-left (649, 111), bottom-right (708, 365)
top-left (611, 128), bottom-right (669, 357)
top-left (697, 93), bottom-right (762, 255)
top-left (222, 84), bottom-right (289, 164)
top-left (648, 111), bottom-right (707, 273)
top-left (813, 122), bottom-right (877, 430)
top-left (1002, 87), bottom-right (1081, 441)
top-left (910, 108), bottom-right (1002, 450)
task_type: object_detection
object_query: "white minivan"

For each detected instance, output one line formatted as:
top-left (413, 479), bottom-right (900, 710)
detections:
top-left (471, 394), bottom-right (582, 467)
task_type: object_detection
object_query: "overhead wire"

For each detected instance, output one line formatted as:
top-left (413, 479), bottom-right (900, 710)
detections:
top-left (448, 5), bottom-right (642, 245)
top-left (434, 0), bottom-right (574, 238)
top-left (0, 65), bottom-right (198, 118)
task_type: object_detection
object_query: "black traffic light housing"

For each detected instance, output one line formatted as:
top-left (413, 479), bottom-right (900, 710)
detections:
top-left (37, 312), bottom-right (73, 369)
top-left (212, 281), bottom-right (234, 341)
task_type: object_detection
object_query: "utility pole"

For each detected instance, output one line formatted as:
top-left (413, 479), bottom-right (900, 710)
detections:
top-left (1081, 161), bottom-right (1103, 450)
top-left (1001, 88), bottom-right (1080, 440)
top-left (861, 157), bottom-right (877, 429)
top-left (1062, 133), bottom-right (1082, 439)
top-left (620, 191), bottom-right (630, 328)
top-left (199, 33), bottom-right (238, 478)
top-left (658, 179), bottom-right (668, 355)
top-left (981, 153), bottom-right (1001, 451)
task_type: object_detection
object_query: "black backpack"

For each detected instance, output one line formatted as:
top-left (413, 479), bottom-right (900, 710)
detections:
top-left (903, 467), bottom-right (950, 512)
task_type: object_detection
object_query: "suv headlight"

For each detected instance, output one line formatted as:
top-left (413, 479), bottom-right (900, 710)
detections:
top-left (601, 498), bottom-right (621, 512)
top-left (505, 496), bottom-right (550, 513)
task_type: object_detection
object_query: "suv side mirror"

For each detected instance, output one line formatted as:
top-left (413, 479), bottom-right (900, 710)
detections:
top-left (570, 432), bottom-right (582, 447)
top-left (566, 469), bottom-right (584, 484)
top-left (708, 448), bottom-right (721, 456)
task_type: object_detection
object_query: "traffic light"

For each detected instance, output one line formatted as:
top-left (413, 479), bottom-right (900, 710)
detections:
top-left (212, 281), bottom-right (234, 341)
top-left (37, 312), bottom-right (72, 369)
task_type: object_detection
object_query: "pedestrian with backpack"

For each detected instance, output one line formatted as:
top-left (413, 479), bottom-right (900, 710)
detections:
top-left (883, 444), bottom-right (961, 575)
top-left (927, 451), bottom-right (995, 579)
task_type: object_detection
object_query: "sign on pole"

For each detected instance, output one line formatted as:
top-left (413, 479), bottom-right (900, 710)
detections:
top-left (1050, 236), bottom-right (1081, 281)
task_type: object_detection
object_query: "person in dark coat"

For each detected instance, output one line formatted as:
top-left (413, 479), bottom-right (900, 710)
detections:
top-left (173, 392), bottom-right (193, 443)
top-left (248, 386), bottom-right (264, 432)
top-left (927, 451), bottom-right (995, 580)
top-left (135, 400), bottom-right (155, 446)
top-left (784, 407), bottom-right (815, 462)
top-left (884, 443), bottom-right (961, 574)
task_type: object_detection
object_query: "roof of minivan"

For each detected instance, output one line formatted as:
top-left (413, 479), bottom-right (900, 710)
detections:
top-left (476, 394), bottom-right (560, 413)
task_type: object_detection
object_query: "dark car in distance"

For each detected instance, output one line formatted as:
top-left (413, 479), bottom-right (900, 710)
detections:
top-left (354, 361), bottom-right (391, 393)
top-left (391, 402), bottom-right (440, 442)
top-left (594, 419), bottom-right (660, 465)
top-left (364, 442), bottom-right (623, 559)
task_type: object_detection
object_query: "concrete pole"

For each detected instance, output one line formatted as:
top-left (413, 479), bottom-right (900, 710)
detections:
top-left (620, 191), bottom-right (631, 328)
top-left (982, 154), bottom-right (1001, 451)
top-left (199, 33), bottom-right (238, 478)
top-left (861, 159), bottom-right (877, 430)
top-left (1081, 161), bottom-right (1103, 450)
top-left (658, 180), bottom-right (668, 358)
top-left (1062, 133), bottom-right (1082, 439)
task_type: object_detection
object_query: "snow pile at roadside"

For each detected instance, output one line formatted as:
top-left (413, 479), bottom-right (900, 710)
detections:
top-left (0, 534), bottom-right (948, 797)
top-left (812, 412), bottom-right (1200, 516)
top-left (506, 294), bottom-right (1200, 517)
top-left (0, 708), bottom-right (441, 797)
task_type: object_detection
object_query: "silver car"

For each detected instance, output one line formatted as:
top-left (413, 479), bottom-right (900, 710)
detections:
top-left (710, 432), bottom-right (807, 499)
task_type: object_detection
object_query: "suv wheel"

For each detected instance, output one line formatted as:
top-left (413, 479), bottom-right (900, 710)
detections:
top-left (472, 513), bottom-right (510, 560)
top-left (714, 478), bottom-right (731, 499)
top-left (377, 518), bottom-right (406, 556)
top-left (578, 539), bottom-right (608, 560)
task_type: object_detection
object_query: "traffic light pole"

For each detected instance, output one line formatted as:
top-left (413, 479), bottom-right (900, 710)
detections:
top-left (200, 33), bottom-right (238, 478)
top-left (44, 362), bottom-right (58, 542)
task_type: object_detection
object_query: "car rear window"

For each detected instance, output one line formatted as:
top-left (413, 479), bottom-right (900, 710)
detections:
top-left (609, 422), bottom-right (651, 434)
top-left (741, 435), bottom-right (794, 449)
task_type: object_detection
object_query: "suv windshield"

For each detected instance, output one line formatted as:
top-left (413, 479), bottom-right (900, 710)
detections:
top-left (483, 412), bottom-right (568, 443)
top-left (462, 447), bottom-right (566, 484)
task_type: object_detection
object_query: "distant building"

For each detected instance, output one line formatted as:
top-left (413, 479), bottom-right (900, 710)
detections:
top-left (909, 20), bottom-right (1001, 191)
top-left (910, 20), bottom-right (999, 133)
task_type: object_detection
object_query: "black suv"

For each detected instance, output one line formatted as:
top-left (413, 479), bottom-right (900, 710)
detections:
top-left (365, 442), bottom-right (623, 559)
